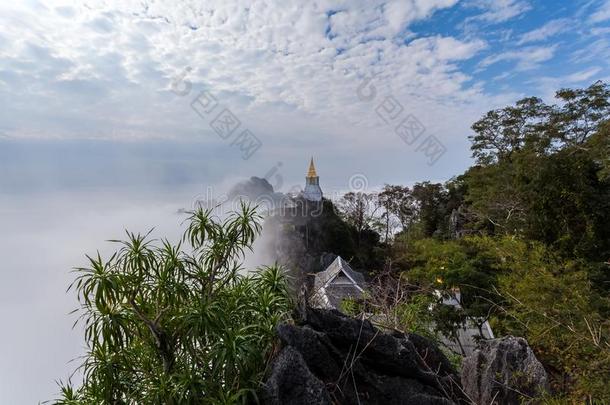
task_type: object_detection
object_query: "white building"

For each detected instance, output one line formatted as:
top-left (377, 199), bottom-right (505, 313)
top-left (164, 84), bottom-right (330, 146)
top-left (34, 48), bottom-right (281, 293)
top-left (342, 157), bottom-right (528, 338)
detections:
top-left (302, 157), bottom-right (323, 202)
top-left (436, 289), bottom-right (495, 356)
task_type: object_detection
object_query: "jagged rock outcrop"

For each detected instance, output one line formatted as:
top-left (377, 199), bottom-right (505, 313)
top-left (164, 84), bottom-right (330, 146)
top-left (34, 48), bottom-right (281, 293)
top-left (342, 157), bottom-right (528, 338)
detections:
top-left (260, 196), bottom-right (383, 279)
top-left (262, 346), bottom-right (332, 405)
top-left (227, 176), bottom-right (286, 202)
top-left (262, 307), bottom-right (465, 405)
top-left (461, 336), bottom-right (549, 405)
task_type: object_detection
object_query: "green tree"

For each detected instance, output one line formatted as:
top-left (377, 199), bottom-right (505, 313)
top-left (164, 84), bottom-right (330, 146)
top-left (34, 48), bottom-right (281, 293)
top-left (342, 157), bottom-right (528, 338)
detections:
top-left (553, 81), bottom-right (610, 146)
top-left (495, 254), bottom-right (610, 401)
top-left (54, 204), bottom-right (292, 404)
top-left (468, 82), bottom-right (610, 165)
top-left (469, 96), bottom-right (552, 165)
top-left (588, 120), bottom-right (610, 180)
top-left (385, 81), bottom-right (610, 401)
top-left (411, 182), bottom-right (450, 238)
top-left (462, 83), bottom-right (610, 260)
top-left (462, 160), bottom-right (527, 234)
top-left (377, 184), bottom-right (417, 238)
top-left (398, 236), bottom-right (505, 325)
top-left (337, 191), bottom-right (380, 247)
top-left (397, 235), bottom-right (610, 400)
top-left (463, 124), bottom-right (610, 260)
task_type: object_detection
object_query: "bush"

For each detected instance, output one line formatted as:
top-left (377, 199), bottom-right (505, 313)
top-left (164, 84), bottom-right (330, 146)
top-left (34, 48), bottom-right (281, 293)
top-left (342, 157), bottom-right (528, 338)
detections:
top-left (496, 257), bottom-right (610, 401)
top-left (396, 234), bottom-right (610, 401)
top-left (340, 271), bottom-right (435, 338)
top-left (53, 204), bottom-right (293, 404)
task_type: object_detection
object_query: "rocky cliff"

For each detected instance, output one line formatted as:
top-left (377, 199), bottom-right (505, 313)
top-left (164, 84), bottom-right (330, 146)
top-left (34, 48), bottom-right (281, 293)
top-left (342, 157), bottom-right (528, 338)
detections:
top-left (262, 308), bottom-right (549, 405)
top-left (262, 307), bottom-right (465, 404)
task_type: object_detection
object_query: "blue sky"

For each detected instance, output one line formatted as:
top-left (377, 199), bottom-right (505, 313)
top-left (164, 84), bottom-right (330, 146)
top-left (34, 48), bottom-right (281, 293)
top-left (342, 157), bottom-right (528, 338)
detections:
top-left (411, 1), bottom-right (610, 98)
top-left (0, 0), bottom-right (609, 193)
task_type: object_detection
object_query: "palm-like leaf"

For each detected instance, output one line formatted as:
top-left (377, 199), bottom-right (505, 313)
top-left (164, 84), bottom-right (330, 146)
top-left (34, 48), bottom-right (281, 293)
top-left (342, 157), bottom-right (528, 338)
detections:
top-left (55, 203), bottom-right (292, 404)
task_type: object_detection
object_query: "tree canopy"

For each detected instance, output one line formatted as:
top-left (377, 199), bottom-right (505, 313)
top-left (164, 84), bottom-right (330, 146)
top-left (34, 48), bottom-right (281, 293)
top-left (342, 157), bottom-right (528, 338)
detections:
top-left (334, 81), bottom-right (610, 401)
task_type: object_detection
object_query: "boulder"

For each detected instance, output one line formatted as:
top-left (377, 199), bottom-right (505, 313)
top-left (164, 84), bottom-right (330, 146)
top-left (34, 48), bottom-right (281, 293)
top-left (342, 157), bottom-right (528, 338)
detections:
top-left (261, 346), bottom-right (331, 405)
top-left (461, 336), bottom-right (549, 404)
top-left (262, 307), bottom-right (466, 405)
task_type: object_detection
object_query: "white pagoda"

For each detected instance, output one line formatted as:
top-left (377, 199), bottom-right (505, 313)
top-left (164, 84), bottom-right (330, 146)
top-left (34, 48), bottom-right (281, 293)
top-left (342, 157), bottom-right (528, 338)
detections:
top-left (302, 157), bottom-right (323, 202)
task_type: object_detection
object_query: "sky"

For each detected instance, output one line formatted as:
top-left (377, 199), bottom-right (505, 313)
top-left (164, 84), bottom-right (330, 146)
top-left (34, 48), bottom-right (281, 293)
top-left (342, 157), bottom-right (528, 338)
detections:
top-left (0, 0), bottom-right (609, 403)
top-left (1, 0), bottom-right (609, 191)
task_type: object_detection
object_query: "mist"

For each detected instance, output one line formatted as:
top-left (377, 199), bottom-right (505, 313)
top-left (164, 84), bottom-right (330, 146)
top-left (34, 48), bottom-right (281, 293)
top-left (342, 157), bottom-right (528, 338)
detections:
top-left (0, 190), bottom-right (175, 401)
top-left (0, 179), bottom-right (290, 403)
top-left (0, 138), bottom-right (408, 403)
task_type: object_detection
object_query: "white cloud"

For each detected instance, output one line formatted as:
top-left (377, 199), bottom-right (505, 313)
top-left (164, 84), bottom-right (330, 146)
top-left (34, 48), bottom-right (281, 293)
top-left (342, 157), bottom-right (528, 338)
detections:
top-left (565, 66), bottom-right (603, 82)
top-left (571, 38), bottom-right (610, 64)
top-left (590, 0), bottom-right (610, 23)
top-left (466, 0), bottom-right (532, 24)
top-left (479, 45), bottom-right (557, 71)
top-left (0, 0), bottom-right (488, 150)
top-left (384, 0), bottom-right (459, 34)
top-left (517, 18), bottom-right (568, 44)
top-left (426, 35), bottom-right (488, 60)
top-left (591, 26), bottom-right (610, 35)
top-left (531, 67), bottom-right (605, 102)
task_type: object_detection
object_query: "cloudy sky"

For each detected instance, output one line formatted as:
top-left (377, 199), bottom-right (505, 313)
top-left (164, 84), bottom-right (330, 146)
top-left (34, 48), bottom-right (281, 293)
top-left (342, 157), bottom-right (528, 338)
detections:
top-left (1, 0), bottom-right (609, 191)
top-left (0, 0), bottom-right (609, 403)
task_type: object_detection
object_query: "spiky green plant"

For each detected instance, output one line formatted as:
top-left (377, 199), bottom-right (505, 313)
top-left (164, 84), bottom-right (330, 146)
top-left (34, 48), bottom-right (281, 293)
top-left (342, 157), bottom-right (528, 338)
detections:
top-left (52, 203), bottom-right (292, 404)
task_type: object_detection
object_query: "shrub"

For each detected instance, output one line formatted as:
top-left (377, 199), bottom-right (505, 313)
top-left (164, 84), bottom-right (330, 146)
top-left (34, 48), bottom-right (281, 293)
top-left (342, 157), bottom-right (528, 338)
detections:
top-left (53, 204), bottom-right (292, 404)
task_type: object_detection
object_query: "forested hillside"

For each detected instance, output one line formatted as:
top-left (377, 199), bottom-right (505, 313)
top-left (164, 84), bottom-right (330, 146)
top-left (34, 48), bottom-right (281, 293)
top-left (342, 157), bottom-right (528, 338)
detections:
top-left (334, 81), bottom-right (610, 401)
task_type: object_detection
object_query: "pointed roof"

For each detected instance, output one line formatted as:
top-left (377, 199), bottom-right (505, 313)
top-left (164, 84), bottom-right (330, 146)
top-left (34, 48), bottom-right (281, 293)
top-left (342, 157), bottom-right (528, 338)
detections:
top-left (310, 256), bottom-right (366, 309)
top-left (307, 157), bottom-right (318, 178)
top-left (313, 256), bottom-right (365, 293)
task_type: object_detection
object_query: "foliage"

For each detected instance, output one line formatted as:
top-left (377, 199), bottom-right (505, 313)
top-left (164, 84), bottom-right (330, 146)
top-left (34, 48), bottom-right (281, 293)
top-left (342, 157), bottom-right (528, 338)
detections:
top-left (495, 254), bottom-right (610, 401)
top-left (335, 182), bottom-right (455, 247)
top-left (53, 204), bottom-right (293, 404)
top-left (377, 184), bottom-right (416, 241)
top-left (469, 96), bottom-right (552, 164)
top-left (411, 182), bottom-right (451, 239)
top-left (462, 139), bottom-right (610, 260)
top-left (469, 81), bottom-right (610, 164)
top-left (340, 271), bottom-right (436, 338)
top-left (459, 82), bottom-right (610, 261)
top-left (395, 236), bottom-right (508, 322)
top-left (337, 191), bottom-right (380, 244)
top-left (554, 81), bottom-right (610, 146)
top-left (590, 120), bottom-right (610, 180)
top-left (394, 234), bottom-right (610, 401)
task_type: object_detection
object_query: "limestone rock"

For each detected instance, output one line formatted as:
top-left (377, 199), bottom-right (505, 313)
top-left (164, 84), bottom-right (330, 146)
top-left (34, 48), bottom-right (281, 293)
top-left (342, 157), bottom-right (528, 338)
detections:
top-left (262, 307), bottom-right (465, 405)
top-left (261, 346), bottom-right (331, 405)
top-left (461, 336), bottom-right (549, 404)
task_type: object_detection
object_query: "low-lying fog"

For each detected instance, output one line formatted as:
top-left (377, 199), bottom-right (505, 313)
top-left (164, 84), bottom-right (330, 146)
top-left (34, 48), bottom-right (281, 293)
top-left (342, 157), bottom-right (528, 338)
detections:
top-left (0, 185), bottom-right (282, 404)
top-left (0, 138), bottom-right (428, 403)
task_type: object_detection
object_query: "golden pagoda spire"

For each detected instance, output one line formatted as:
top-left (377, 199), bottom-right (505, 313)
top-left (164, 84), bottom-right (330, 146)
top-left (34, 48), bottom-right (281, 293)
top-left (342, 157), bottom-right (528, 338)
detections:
top-left (307, 157), bottom-right (318, 178)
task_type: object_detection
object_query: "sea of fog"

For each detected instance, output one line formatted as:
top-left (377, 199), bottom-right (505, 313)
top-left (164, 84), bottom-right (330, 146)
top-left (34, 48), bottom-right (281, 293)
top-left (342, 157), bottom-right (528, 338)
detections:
top-left (0, 186), bottom-right (278, 404)
top-left (0, 138), bottom-right (442, 403)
